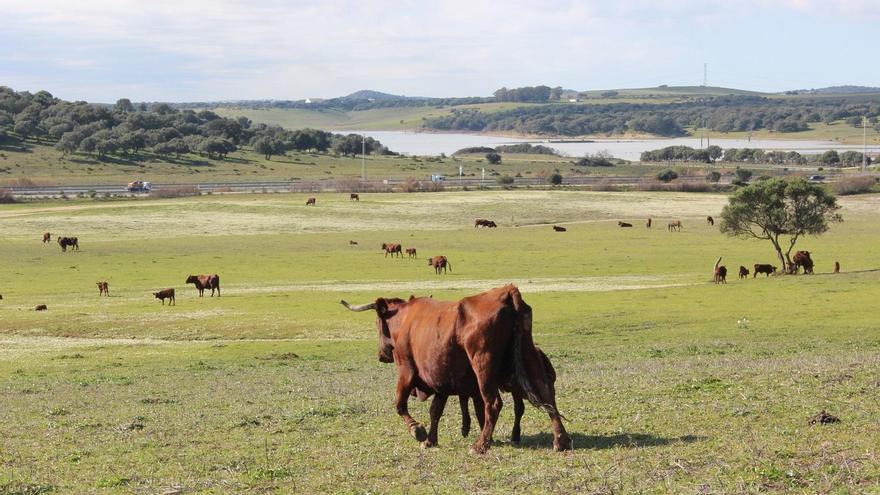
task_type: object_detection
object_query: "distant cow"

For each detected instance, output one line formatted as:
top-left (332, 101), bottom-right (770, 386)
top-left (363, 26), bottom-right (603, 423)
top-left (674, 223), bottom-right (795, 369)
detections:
top-left (552, 225), bottom-right (566, 232)
top-left (618, 221), bottom-right (632, 228)
top-left (428, 256), bottom-right (451, 274)
top-left (406, 248), bottom-right (417, 258)
top-left (350, 193), bottom-right (360, 201)
top-left (35, 304), bottom-right (47, 311)
top-left (42, 232), bottom-right (51, 243)
top-left (382, 243), bottom-right (403, 258)
top-left (792, 250), bottom-right (814, 274)
top-left (707, 216), bottom-right (715, 226)
top-left (713, 257), bottom-right (727, 284)
top-left (646, 218), bottom-right (652, 228)
top-left (739, 266), bottom-right (749, 279)
top-left (306, 197), bottom-right (316, 206)
top-left (753, 264), bottom-right (777, 277)
top-left (667, 220), bottom-right (682, 232)
top-left (96, 281), bottom-right (109, 296)
top-left (834, 261), bottom-right (840, 273)
top-left (474, 219), bottom-right (497, 228)
top-left (349, 240), bottom-right (358, 246)
top-left (186, 274), bottom-right (220, 297)
top-left (57, 237), bottom-right (79, 252)
top-left (153, 288), bottom-right (175, 306)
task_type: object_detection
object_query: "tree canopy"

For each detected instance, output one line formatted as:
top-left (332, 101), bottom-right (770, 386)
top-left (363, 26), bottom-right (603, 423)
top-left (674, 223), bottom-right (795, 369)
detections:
top-left (719, 178), bottom-right (842, 269)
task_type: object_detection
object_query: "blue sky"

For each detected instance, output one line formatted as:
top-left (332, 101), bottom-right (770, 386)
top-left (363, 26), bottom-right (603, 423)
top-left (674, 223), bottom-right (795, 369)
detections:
top-left (0, 0), bottom-right (877, 102)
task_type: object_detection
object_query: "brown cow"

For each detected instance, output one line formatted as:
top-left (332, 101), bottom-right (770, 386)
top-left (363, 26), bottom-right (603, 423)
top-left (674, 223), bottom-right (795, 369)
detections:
top-left (707, 215), bottom-right (715, 226)
top-left (753, 264), bottom-right (777, 277)
top-left (739, 266), bottom-right (749, 279)
top-left (340, 286), bottom-right (571, 453)
top-left (428, 255), bottom-right (451, 274)
top-left (552, 225), bottom-right (566, 232)
top-left (186, 274), bottom-right (220, 297)
top-left (350, 193), bottom-right (360, 201)
top-left (42, 232), bottom-right (51, 243)
top-left (405, 248), bottom-right (417, 258)
top-left (382, 243), bottom-right (402, 258)
top-left (618, 221), bottom-right (632, 228)
top-left (349, 240), bottom-right (358, 246)
top-left (834, 261), bottom-right (840, 273)
top-left (306, 197), bottom-right (316, 206)
top-left (792, 250), bottom-right (814, 274)
top-left (96, 281), bottom-right (109, 296)
top-left (35, 304), bottom-right (48, 311)
top-left (667, 220), bottom-right (682, 232)
top-left (646, 217), bottom-right (652, 228)
top-left (475, 219), bottom-right (497, 228)
top-left (57, 237), bottom-right (79, 252)
top-left (153, 288), bottom-right (175, 306)
top-left (713, 257), bottom-right (726, 284)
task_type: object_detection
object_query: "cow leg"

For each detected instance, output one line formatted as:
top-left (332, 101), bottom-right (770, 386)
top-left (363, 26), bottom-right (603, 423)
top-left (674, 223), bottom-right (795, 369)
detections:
top-left (470, 366), bottom-right (503, 454)
top-left (511, 393), bottom-right (525, 444)
top-left (394, 373), bottom-right (427, 443)
top-left (423, 394), bottom-right (448, 448)
top-left (459, 396), bottom-right (471, 438)
top-left (472, 395), bottom-right (485, 430)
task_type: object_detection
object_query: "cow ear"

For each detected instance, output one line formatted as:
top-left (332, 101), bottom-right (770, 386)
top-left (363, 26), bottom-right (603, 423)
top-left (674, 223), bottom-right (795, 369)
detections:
top-left (375, 298), bottom-right (398, 319)
top-left (408, 294), bottom-right (415, 301)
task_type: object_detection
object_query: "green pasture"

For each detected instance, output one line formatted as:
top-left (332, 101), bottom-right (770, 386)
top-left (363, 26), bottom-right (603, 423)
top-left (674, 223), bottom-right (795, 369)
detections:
top-left (1, 191), bottom-right (879, 494)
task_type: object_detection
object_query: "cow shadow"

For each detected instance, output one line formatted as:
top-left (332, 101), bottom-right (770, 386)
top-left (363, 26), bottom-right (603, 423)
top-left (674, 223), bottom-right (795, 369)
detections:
top-left (515, 431), bottom-right (706, 450)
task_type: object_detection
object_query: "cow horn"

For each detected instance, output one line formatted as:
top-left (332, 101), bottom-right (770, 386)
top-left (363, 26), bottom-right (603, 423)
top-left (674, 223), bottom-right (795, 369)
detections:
top-left (340, 300), bottom-right (376, 312)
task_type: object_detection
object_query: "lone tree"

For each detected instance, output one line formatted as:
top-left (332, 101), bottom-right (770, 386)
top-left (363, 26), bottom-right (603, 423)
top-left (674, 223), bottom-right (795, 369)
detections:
top-left (720, 178), bottom-right (841, 270)
top-left (485, 152), bottom-right (502, 164)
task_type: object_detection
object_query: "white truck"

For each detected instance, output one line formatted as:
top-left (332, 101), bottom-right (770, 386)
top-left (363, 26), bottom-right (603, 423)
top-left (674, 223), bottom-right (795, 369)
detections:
top-left (127, 180), bottom-right (152, 192)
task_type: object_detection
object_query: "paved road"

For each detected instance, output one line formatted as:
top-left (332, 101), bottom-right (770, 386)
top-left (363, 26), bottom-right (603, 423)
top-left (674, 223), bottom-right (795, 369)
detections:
top-left (4, 175), bottom-right (739, 196)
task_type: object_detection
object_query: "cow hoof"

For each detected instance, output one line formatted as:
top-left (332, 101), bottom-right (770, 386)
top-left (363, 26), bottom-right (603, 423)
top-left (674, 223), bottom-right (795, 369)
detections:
top-left (420, 439), bottom-right (436, 449)
top-left (554, 435), bottom-right (573, 452)
top-left (469, 443), bottom-right (489, 455)
top-left (460, 426), bottom-right (470, 438)
top-left (410, 425), bottom-right (427, 442)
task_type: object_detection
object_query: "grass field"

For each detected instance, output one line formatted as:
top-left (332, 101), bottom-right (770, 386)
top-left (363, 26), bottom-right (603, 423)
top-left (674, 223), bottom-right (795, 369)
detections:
top-left (2, 190), bottom-right (880, 494)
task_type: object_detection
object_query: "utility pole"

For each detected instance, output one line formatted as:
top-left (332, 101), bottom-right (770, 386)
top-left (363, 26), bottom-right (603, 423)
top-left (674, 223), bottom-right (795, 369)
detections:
top-left (863, 116), bottom-right (868, 172)
top-left (703, 63), bottom-right (708, 87)
top-left (361, 134), bottom-right (366, 181)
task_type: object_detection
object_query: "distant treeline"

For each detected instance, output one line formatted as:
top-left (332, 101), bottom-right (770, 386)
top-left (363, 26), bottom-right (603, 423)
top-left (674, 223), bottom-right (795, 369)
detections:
top-left (453, 143), bottom-right (559, 155)
top-left (423, 95), bottom-right (880, 137)
top-left (0, 86), bottom-right (391, 161)
top-left (640, 145), bottom-right (871, 166)
top-left (177, 96), bottom-right (495, 112)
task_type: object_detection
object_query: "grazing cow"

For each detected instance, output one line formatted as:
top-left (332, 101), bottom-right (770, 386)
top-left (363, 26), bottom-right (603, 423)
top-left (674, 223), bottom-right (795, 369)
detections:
top-left (153, 288), bottom-right (175, 306)
top-left (834, 261), bottom-right (840, 273)
top-left (42, 232), bottom-right (51, 243)
top-left (707, 216), bottom-right (715, 226)
top-left (306, 197), bottom-right (316, 206)
top-left (96, 281), bottom-right (109, 296)
top-left (618, 221), bottom-right (632, 228)
top-left (646, 217), bottom-right (652, 228)
top-left (475, 219), bottom-right (497, 228)
top-left (57, 237), bottom-right (79, 252)
top-left (667, 220), bottom-right (682, 232)
top-left (349, 240), bottom-right (358, 246)
top-left (739, 266), bottom-right (749, 279)
top-left (552, 225), bottom-right (567, 232)
top-left (35, 304), bottom-right (47, 311)
top-left (186, 274), bottom-right (220, 297)
top-left (428, 255), bottom-right (451, 274)
top-left (350, 193), bottom-right (360, 201)
top-left (753, 264), bottom-right (777, 277)
top-left (792, 250), bottom-right (814, 274)
top-left (382, 243), bottom-right (403, 258)
top-left (405, 248), bottom-right (417, 258)
top-left (714, 266), bottom-right (727, 284)
top-left (339, 285), bottom-right (571, 453)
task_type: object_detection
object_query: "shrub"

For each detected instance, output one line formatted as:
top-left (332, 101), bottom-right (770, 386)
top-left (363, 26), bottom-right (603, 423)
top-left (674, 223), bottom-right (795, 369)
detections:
top-left (547, 173), bottom-right (563, 185)
top-left (149, 185), bottom-right (200, 198)
top-left (656, 169), bottom-right (679, 182)
top-left (485, 152), bottom-right (502, 164)
top-left (735, 168), bottom-right (753, 182)
top-left (833, 175), bottom-right (878, 195)
top-left (0, 188), bottom-right (17, 203)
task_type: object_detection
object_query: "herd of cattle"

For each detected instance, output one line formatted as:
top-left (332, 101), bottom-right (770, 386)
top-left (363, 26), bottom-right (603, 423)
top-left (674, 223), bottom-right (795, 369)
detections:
top-left (10, 196), bottom-right (846, 454)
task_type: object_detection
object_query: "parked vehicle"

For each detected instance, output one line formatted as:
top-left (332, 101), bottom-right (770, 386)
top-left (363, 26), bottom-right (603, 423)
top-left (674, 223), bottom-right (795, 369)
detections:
top-left (127, 180), bottom-right (152, 192)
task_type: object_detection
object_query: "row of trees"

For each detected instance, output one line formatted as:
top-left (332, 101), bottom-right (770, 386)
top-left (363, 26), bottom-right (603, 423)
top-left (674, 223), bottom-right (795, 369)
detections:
top-left (423, 95), bottom-right (880, 137)
top-left (640, 145), bottom-right (871, 167)
top-left (0, 87), bottom-right (390, 161)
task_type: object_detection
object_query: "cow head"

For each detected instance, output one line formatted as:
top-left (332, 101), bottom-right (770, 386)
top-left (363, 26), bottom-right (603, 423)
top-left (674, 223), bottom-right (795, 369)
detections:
top-left (341, 298), bottom-right (404, 363)
top-left (185, 275), bottom-right (197, 284)
top-left (153, 292), bottom-right (161, 298)
top-left (381, 243), bottom-right (387, 250)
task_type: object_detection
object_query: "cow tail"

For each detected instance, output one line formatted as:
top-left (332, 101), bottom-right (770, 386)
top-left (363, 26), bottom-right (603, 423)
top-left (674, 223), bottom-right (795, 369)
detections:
top-left (509, 287), bottom-right (559, 416)
top-left (446, 260), bottom-right (452, 272)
